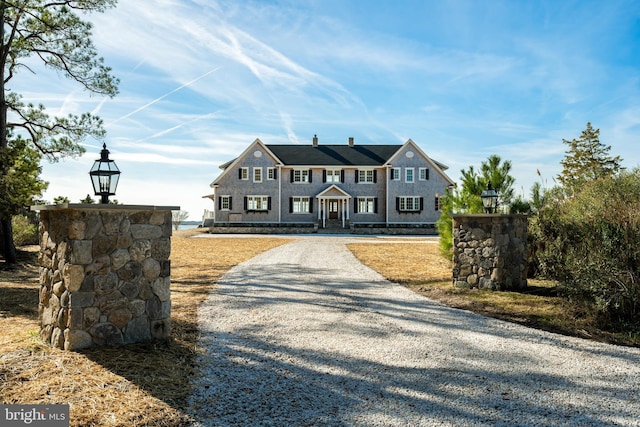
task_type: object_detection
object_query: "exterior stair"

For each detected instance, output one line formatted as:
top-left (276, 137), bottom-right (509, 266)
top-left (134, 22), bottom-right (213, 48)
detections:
top-left (319, 219), bottom-right (349, 233)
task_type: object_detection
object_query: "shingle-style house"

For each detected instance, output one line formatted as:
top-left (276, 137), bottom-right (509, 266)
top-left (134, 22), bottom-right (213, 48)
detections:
top-left (206, 136), bottom-right (454, 232)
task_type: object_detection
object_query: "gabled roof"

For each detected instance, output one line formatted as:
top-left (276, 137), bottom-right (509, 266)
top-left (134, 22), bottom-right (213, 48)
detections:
top-left (266, 144), bottom-right (400, 166)
top-left (315, 184), bottom-right (352, 199)
top-left (384, 139), bottom-right (455, 186)
top-left (212, 139), bottom-right (453, 187)
top-left (211, 138), bottom-right (281, 186)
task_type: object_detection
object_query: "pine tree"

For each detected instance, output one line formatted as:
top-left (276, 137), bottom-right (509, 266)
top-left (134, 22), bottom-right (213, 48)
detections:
top-left (557, 122), bottom-right (622, 196)
top-left (1, 1), bottom-right (119, 264)
top-left (480, 154), bottom-right (515, 208)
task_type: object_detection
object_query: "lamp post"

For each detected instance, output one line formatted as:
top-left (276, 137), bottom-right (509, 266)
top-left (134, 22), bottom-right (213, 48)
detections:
top-left (481, 182), bottom-right (499, 214)
top-left (89, 143), bottom-right (120, 204)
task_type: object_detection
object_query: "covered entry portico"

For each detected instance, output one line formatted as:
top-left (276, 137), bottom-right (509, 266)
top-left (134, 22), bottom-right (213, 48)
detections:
top-left (316, 185), bottom-right (352, 229)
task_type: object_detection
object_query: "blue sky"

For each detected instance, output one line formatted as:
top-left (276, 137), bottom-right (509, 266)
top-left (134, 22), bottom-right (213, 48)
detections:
top-left (20, 0), bottom-right (640, 220)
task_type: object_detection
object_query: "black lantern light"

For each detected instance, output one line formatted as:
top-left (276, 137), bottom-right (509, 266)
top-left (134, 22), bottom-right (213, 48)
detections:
top-left (89, 143), bottom-right (120, 204)
top-left (480, 182), bottom-right (499, 214)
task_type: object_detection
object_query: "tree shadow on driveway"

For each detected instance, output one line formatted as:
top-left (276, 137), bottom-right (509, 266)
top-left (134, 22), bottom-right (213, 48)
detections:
top-left (190, 261), bottom-right (640, 426)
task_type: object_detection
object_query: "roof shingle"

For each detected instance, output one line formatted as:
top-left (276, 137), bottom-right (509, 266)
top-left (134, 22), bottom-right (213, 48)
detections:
top-left (266, 144), bottom-right (400, 166)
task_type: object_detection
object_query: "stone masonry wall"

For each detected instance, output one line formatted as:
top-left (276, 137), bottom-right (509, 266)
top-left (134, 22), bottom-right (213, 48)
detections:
top-left (36, 206), bottom-right (173, 351)
top-left (452, 214), bottom-right (528, 291)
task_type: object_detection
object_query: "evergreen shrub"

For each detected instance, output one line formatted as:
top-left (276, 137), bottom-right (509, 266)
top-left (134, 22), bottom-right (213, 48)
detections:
top-left (12, 214), bottom-right (38, 246)
top-left (531, 170), bottom-right (640, 324)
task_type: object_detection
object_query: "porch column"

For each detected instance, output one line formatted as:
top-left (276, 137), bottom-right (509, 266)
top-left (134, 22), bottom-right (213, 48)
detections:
top-left (341, 198), bottom-right (346, 228)
top-left (346, 197), bottom-right (350, 220)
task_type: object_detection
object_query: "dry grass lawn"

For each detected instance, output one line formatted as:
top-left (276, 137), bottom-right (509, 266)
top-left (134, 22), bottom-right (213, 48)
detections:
top-left (1, 230), bottom-right (289, 426)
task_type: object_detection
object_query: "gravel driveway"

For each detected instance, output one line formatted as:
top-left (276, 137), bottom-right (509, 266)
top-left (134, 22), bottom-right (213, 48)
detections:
top-left (189, 236), bottom-right (640, 426)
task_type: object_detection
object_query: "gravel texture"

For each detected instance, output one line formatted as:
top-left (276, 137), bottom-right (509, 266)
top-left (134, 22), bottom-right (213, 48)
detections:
top-left (189, 236), bottom-right (640, 426)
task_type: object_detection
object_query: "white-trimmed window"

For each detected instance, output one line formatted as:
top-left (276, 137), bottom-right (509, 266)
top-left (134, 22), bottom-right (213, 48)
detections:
top-left (357, 197), bottom-right (376, 214)
top-left (325, 169), bottom-right (341, 183)
top-left (291, 197), bottom-right (310, 213)
top-left (405, 168), bottom-right (415, 183)
top-left (219, 195), bottom-right (231, 210)
top-left (246, 195), bottom-right (269, 211)
top-left (398, 196), bottom-right (422, 212)
top-left (435, 194), bottom-right (441, 211)
top-left (292, 169), bottom-right (310, 183)
top-left (391, 168), bottom-right (401, 180)
top-left (253, 167), bottom-right (262, 183)
top-left (239, 167), bottom-right (249, 180)
top-left (267, 167), bottom-right (277, 180)
top-left (419, 168), bottom-right (429, 181)
top-left (357, 169), bottom-right (375, 183)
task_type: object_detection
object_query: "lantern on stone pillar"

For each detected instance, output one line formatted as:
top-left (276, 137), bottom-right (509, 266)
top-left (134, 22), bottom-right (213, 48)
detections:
top-left (89, 143), bottom-right (121, 204)
top-left (481, 182), bottom-right (499, 214)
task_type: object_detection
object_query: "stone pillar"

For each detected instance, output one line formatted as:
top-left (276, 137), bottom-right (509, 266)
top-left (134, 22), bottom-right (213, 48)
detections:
top-left (32, 204), bottom-right (179, 351)
top-left (452, 214), bottom-right (528, 291)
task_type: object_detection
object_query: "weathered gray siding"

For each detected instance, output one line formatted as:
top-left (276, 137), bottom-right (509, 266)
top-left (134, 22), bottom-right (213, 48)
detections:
top-left (280, 167), bottom-right (387, 223)
top-left (213, 143), bottom-right (280, 223)
top-left (385, 144), bottom-right (450, 224)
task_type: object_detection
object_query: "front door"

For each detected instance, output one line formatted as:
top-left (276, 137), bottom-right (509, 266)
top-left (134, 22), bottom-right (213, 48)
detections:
top-left (329, 201), bottom-right (339, 219)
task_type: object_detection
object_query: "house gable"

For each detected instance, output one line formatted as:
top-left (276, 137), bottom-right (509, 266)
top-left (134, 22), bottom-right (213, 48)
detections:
top-left (385, 139), bottom-right (454, 186)
top-left (316, 184), bottom-right (351, 199)
top-left (211, 138), bottom-right (282, 187)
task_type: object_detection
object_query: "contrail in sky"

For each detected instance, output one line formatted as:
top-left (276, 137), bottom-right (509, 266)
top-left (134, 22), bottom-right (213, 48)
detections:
top-left (107, 65), bottom-right (222, 126)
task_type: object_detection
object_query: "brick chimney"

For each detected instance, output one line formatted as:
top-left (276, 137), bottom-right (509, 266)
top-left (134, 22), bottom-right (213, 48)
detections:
top-left (313, 134), bottom-right (318, 147)
top-left (348, 137), bottom-right (354, 147)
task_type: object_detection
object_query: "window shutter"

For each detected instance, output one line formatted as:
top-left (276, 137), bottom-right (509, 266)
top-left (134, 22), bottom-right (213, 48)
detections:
top-left (267, 197), bottom-right (272, 210)
top-left (229, 197), bottom-right (233, 210)
top-left (308, 170), bottom-right (313, 183)
top-left (374, 198), bottom-right (378, 213)
top-left (309, 199), bottom-right (314, 213)
top-left (290, 170), bottom-right (294, 182)
top-left (238, 168), bottom-right (242, 179)
top-left (390, 169), bottom-right (395, 180)
top-left (244, 197), bottom-right (248, 210)
top-left (355, 170), bottom-right (359, 183)
top-left (373, 170), bottom-right (377, 183)
top-left (273, 168), bottom-right (278, 179)
top-left (340, 170), bottom-right (345, 183)
top-left (396, 197), bottom-right (400, 211)
top-left (289, 198), bottom-right (293, 213)
top-left (426, 169), bottom-right (429, 180)
top-left (322, 170), bottom-right (327, 183)
top-left (218, 196), bottom-right (222, 210)
top-left (420, 197), bottom-right (424, 212)
top-left (354, 198), bottom-right (358, 213)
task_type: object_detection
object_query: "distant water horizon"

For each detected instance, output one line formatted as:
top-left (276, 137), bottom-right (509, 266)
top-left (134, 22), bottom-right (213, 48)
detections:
top-left (178, 222), bottom-right (200, 230)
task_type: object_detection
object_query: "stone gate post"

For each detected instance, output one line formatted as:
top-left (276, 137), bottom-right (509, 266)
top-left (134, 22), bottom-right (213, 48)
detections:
top-left (452, 214), bottom-right (528, 290)
top-left (32, 204), bottom-right (178, 351)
